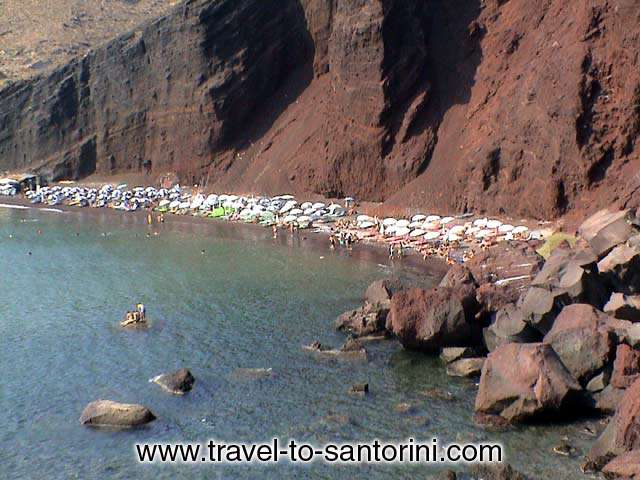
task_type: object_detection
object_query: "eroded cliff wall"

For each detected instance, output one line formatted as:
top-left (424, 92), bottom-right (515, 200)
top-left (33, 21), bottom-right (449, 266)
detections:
top-left (1, 0), bottom-right (639, 219)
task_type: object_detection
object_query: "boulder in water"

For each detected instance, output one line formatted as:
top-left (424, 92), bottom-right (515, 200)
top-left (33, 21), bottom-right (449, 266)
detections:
top-left (446, 357), bottom-right (485, 378)
top-left (335, 302), bottom-right (389, 337)
top-left (79, 400), bottom-right (156, 428)
top-left (364, 277), bottom-right (407, 306)
top-left (152, 368), bottom-right (195, 395)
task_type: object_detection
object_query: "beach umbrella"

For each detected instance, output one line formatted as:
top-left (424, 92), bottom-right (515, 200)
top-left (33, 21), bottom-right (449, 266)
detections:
top-left (424, 231), bottom-right (440, 241)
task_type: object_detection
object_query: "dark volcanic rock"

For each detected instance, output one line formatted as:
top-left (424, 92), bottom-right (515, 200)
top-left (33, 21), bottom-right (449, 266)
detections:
top-left (517, 286), bottom-right (569, 335)
top-left (611, 344), bottom-right (640, 389)
top-left (388, 286), bottom-right (481, 352)
top-left (474, 343), bottom-right (581, 424)
top-left (483, 303), bottom-right (541, 352)
top-left (364, 277), bottom-right (407, 307)
top-left (152, 368), bottom-right (195, 395)
top-left (335, 303), bottom-right (389, 337)
top-left (588, 378), bottom-right (640, 469)
top-left (598, 245), bottom-right (640, 295)
top-left (79, 400), bottom-right (156, 428)
top-left (579, 209), bottom-right (636, 258)
top-left (605, 293), bottom-right (640, 322)
top-left (543, 304), bottom-right (614, 384)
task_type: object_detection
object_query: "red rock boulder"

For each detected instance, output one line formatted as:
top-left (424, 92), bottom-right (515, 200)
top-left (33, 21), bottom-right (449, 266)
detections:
top-left (474, 343), bottom-right (581, 424)
top-left (588, 378), bottom-right (640, 469)
top-left (388, 286), bottom-right (481, 352)
top-left (612, 345), bottom-right (640, 389)
top-left (602, 450), bottom-right (640, 479)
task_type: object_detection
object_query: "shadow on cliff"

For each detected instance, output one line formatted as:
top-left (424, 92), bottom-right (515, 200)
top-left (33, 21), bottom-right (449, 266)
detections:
top-left (403, 0), bottom-right (484, 175)
top-left (200, 0), bottom-right (315, 154)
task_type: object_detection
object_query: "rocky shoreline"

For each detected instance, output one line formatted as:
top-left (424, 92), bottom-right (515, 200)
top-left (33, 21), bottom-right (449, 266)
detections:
top-left (334, 207), bottom-right (640, 479)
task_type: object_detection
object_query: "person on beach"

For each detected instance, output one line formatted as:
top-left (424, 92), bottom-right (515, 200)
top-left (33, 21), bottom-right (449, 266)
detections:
top-left (272, 224), bottom-right (278, 239)
top-left (329, 235), bottom-right (336, 249)
top-left (147, 213), bottom-right (153, 225)
top-left (389, 243), bottom-right (394, 259)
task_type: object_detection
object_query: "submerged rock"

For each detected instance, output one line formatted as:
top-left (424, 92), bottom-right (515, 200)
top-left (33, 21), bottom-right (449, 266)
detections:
top-left (468, 463), bottom-right (528, 480)
top-left (445, 357), bottom-right (485, 378)
top-left (232, 367), bottom-right (274, 380)
top-left (152, 368), bottom-right (195, 394)
top-left (79, 400), bottom-right (156, 428)
top-left (302, 339), bottom-right (367, 361)
top-left (440, 346), bottom-right (478, 364)
top-left (474, 343), bottom-right (581, 425)
top-left (348, 383), bottom-right (369, 395)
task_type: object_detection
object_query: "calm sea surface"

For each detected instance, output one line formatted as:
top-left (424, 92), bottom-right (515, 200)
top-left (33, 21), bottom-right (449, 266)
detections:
top-left (0, 205), bottom-right (597, 479)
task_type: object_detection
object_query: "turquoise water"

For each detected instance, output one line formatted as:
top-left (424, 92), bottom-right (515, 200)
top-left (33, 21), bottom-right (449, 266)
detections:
top-left (0, 206), bottom-right (598, 479)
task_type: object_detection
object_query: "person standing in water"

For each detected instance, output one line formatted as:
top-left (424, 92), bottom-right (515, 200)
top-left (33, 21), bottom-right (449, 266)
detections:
top-left (136, 303), bottom-right (146, 320)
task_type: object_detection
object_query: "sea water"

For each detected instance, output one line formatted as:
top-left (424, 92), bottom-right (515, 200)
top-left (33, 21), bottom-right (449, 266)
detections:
top-left (0, 206), bottom-right (597, 479)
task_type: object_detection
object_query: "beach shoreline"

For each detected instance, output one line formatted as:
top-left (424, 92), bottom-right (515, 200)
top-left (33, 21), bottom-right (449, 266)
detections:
top-left (0, 194), bottom-right (450, 282)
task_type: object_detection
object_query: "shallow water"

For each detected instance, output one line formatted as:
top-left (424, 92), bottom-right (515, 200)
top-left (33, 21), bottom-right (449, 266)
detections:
top-left (0, 206), bottom-right (598, 479)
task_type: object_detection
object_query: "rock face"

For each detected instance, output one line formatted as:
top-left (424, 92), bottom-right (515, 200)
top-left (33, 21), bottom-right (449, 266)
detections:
top-left (543, 304), bottom-right (614, 384)
top-left (152, 368), bottom-right (195, 395)
top-left (79, 400), bottom-right (156, 427)
top-left (2, 1), bottom-right (640, 218)
top-left (388, 286), bottom-right (481, 352)
top-left (475, 343), bottom-right (581, 424)
top-left (588, 378), bottom-right (640, 469)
